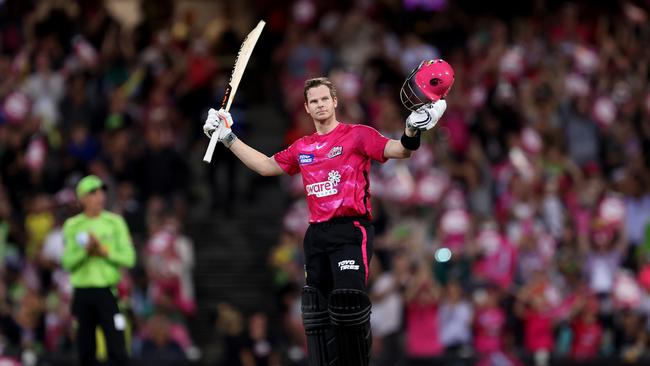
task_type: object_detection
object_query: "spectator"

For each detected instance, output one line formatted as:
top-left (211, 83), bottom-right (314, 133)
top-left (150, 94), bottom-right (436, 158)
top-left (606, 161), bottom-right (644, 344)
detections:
top-left (144, 211), bottom-right (196, 316)
top-left (140, 312), bottom-right (186, 361)
top-left (614, 310), bottom-right (648, 363)
top-left (240, 312), bottom-right (280, 366)
top-left (438, 280), bottom-right (473, 355)
top-left (515, 283), bottom-right (556, 366)
top-left (570, 296), bottom-right (603, 360)
top-left (368, 259), bottom-right (404, 366)
top-left (404, 262), bottom-right (443, 362)
top-left (215, 303), bottom-right (246, 366)
top-left (473, 287), bottom-right (506, 355)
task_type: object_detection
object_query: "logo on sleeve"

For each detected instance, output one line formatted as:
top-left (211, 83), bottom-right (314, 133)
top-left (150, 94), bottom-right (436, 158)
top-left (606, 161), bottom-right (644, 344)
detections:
top-left (305, 170), bottom-right (341, 197)
top-left (299, 154), bottom-right (314, 165)
top-left (327, 146), bottom-right (343, 158)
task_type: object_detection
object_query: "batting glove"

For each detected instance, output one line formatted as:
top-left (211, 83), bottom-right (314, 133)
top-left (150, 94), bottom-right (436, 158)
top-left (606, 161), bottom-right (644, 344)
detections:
top-left (203, 108), bottom-right (220, 138)
top-left (406, 100), bottom-right (447, 132)
top-left (203, 108), bottom-right (234, 140)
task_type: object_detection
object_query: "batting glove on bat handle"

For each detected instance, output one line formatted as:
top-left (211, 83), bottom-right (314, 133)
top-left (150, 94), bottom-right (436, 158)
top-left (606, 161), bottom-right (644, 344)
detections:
top-left (203, 108), bottom-right (236, 138)
top-left (203, 108), bottom-right (220, 138)
top-left (406, 99), bottom-right (447, 132)
top-left (217, 109), bottom-right (234, 129)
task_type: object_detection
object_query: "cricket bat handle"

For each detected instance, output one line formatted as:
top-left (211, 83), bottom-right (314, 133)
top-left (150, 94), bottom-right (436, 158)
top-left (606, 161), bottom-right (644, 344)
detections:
top-left (203, 133), bottom-right (219, 163)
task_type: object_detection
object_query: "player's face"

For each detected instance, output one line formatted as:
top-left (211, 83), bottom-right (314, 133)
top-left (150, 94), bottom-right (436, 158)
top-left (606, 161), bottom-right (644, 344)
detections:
top-left (304, 85), bottom-right (337, 123)
top-left (82, 188), bottom-right (106, 213)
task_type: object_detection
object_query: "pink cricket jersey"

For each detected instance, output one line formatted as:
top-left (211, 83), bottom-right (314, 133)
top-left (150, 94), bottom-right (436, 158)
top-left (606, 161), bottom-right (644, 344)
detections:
top-left (273, 123), bottom-right (389, 223)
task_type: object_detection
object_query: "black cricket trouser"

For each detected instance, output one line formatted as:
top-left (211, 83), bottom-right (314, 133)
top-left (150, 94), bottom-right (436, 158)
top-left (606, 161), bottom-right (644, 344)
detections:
top-left (72, 287), bottom-right (129, 366)
top-left (304, 217), bottom-right (374, 295)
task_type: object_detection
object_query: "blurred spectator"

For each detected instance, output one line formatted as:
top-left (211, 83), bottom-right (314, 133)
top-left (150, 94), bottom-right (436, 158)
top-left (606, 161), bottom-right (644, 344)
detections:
top-left (140, 312), bottom-right (186, 361)
top-left (368, 259), bottom-right (404, 366)
top-left (614, 310), bottom-right (648, 363)
top-left (515, 272), bottom-right (557, 366)
top-left (570, 296), bottom-right (602, 360)
top-left (240, 312), bottom-right (280, 366)
top-left (214, 303), bottom-right (246, 366)
top-left (269, 231), bottom-right (304, 290)
top-left (404, 262), bottom-right (443, 361)
top-left (438, 280), bottom-right (473, 355)
top-left (24, 194), bottom-right (55, 262)
top-left (144, 211), bottom-right (196, 316)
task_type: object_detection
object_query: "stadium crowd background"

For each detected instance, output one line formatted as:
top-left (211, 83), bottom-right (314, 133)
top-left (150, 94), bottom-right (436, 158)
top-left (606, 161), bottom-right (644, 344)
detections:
top-left (1, 0), bottom-right (650, 365)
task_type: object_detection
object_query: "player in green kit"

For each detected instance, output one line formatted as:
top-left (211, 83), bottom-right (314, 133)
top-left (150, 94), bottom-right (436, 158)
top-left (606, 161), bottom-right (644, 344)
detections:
top-left (62, 175), bottom-right (136, 366)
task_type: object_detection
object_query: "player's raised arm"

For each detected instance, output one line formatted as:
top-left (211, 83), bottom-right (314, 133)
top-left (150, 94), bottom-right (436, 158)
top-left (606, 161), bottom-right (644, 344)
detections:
top-left (203, 108), bottom-right (284, 176)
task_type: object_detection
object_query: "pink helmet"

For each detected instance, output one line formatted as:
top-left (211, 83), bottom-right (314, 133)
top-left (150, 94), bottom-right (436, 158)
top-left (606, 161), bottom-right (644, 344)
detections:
top-left (400, 59), bottom-right (455, 111)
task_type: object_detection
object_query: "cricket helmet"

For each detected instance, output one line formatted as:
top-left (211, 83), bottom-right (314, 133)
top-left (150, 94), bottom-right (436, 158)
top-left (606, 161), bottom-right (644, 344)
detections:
top-left (400, 59), bottom-right (455, 111)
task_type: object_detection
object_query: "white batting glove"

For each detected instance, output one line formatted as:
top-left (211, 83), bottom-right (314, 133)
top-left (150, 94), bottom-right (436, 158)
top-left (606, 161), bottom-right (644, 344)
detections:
top-left (406, 100), bottom-right (447, 132)
top-left (203, 108), bottom-right (235, 140)
top-left (203, 108), bottom-right (220, 138)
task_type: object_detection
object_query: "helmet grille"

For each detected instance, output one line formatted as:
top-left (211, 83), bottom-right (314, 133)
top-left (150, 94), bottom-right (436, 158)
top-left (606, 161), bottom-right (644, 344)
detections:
top-left (400, 72), bottom-right (429, 112)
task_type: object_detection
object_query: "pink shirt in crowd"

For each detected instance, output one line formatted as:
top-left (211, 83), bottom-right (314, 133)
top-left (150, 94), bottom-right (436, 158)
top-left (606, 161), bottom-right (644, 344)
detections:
top-left (273, 123), bottom-right (389, 223)
top-left (524, 310), bottom-right (554, 352)
top-left (406, 301), bottom-right (443, 357)
top-left (571, 319), bottom-right (602, 359)
top-left (473, 237), bottom-right (517, 289)
top-left (474, 307), bottom-right (505, 353)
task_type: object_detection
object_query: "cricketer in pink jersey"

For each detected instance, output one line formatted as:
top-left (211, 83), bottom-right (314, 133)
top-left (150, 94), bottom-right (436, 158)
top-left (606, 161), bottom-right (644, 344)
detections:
top-left (273, 122), bottom-right (388, 223)
top-left (203, 77), bottom-right (447, 366)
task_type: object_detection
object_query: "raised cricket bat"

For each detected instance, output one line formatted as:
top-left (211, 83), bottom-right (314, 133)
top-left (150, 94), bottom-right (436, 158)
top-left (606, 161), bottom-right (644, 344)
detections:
top-left (203, 20), bottom-right (266, 163)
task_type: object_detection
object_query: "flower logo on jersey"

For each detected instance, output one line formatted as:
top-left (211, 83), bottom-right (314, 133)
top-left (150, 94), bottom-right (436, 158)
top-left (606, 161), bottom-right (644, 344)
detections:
top-left (306, 170), bottom-right (341, 198)
top-left (327, 146), bottom-right (343, 159)
top-left (328, 170), bottom-right (341, 185)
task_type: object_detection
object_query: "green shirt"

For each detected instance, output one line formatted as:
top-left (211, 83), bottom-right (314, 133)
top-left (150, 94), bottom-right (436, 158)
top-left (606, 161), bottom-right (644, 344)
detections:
top-left (62, 211), bottom-right (136, 288)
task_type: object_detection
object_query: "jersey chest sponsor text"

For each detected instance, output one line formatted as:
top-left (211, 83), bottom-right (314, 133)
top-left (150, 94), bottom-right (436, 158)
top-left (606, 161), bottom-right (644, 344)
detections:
top-left (306, 180), bottom-right (338, 197)
top-left (305, 170), bottom-right (341, 198)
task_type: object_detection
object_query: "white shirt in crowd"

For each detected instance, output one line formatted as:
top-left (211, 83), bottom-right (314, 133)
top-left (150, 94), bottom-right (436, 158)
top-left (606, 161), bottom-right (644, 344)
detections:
top-left (438, 300), bottom-right (473, 347)
top-left (41, 227), bottom-right (64, 263)
top-left (370, 273), bottom-right (403, 337)
top-left (625, 195), bottom-right (650, 244)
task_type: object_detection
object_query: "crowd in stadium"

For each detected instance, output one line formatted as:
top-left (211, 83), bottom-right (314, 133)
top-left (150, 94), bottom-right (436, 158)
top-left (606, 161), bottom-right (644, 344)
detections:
top-left (1, 0), bottom-right (650, 365)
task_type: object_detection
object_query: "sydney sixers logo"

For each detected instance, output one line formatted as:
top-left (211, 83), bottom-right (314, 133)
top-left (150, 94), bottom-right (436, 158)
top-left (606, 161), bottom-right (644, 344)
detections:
top-left (306, 170), bottom-right (341, 197)
top-left (328, 146), bottom-right (343, 158)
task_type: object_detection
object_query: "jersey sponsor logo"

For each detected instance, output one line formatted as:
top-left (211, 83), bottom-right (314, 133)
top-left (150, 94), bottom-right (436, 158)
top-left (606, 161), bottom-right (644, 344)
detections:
top-left (338, 260), bottom-right (359, 271)
top-left (315, 143), bottom-right (327, 150)
top-left (299, 154), bottom-right (314, 165)
top-left (327, 146), bottom-right (343, 158)
top-left (305, 170), bottom-right (341, 197)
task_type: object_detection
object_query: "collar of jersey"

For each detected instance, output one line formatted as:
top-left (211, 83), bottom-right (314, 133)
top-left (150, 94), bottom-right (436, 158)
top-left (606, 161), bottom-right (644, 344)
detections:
top-left (314, 122), bottom-right (343, 138)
